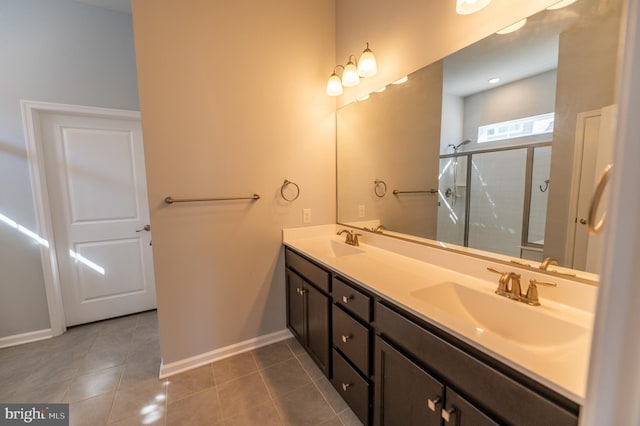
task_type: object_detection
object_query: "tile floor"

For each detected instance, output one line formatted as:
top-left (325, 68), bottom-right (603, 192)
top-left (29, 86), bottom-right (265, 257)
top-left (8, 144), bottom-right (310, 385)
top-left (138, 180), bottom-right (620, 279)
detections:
top-left (0, 311), bottom-right (363, 426)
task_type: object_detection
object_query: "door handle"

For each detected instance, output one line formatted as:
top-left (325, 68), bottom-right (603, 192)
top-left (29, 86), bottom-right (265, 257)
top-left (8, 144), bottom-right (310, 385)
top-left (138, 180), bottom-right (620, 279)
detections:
top-left (588, 164), bottom-right (612, 234)
top-left (136, 224), bottom-right (151, 232)
top-left (579, 218), bottom-right (587, 225)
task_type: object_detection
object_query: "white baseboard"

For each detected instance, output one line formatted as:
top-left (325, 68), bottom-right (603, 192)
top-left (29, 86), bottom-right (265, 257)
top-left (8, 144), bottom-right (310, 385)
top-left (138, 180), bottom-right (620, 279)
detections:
top-left (0, 328), bottom-right (53, 349)
top-left (159, 329), bottom-right (293, 379)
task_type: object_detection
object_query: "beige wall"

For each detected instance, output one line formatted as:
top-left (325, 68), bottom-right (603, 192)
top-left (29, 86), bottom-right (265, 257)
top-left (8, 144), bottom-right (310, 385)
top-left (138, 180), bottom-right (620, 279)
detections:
top-left (337, 61), bottom-right (443, 238)
top-left (132, 0), bottom-right (335, 364)
top-left (336, 0), bottom-right (562, 106)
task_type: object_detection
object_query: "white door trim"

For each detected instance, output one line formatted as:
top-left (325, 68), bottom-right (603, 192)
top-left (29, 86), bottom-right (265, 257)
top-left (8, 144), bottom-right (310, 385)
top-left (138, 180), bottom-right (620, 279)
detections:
top-left (21, 100), bottom-right (142, 337)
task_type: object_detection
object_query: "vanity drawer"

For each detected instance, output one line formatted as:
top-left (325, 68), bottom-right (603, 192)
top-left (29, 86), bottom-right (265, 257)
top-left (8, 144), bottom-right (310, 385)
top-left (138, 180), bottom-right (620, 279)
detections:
top-left (375, 302), bottom-right (578, 426)
top-left (285, 248), bottom-right (330, 293)
top-left (333, 276), bottom-right (371, 321)
top-left (331, 349), bottom-right (370, 425)
top-left (333, 306), bottom-right (370, 375)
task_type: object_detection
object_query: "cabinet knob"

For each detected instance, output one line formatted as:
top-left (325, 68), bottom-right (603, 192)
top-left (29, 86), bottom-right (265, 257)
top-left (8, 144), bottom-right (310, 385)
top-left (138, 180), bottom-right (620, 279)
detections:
top-left (341, 334), bottom-right (352, 343)
top-left (296, 287), bottom-right (302, 295)
top-left (342, 295), bottom-right (352, 304)
top-left (427, 397), bottom-right (441, 412)
top-left (341, 383), bottom-right (351, 392)
top-left (442, 407), bottom-right (456, 423)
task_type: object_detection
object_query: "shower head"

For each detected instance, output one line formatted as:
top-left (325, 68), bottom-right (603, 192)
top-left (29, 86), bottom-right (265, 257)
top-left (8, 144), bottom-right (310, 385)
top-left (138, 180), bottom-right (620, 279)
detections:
top-left (456, 139), bottom-right (472, 149)
top-left (449, 140), bottom-right (472, 152)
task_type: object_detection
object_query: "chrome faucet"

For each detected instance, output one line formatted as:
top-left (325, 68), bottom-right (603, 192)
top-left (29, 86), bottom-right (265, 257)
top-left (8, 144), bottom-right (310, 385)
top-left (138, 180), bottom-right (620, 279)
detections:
top-left (373, 225), bottom-right (385, 233)
top-left (337, 229), bottom-right (361, 246)
top-left (539, 257), bottom-right (558, 271)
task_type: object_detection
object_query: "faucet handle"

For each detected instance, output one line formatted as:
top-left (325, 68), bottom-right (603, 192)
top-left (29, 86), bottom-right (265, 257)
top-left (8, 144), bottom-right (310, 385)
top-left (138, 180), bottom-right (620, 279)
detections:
top-left (487, 267), bottom-right (510, 296)
top-left (524, 279), bottom-right (557, 306)
top-left (487, 267), bottom-right (507, 276)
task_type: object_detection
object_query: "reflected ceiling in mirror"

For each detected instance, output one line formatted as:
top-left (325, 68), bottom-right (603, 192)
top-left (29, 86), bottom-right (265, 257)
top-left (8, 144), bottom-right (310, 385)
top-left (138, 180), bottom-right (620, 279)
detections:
top-left (336, 0), bottom-right (623, 283)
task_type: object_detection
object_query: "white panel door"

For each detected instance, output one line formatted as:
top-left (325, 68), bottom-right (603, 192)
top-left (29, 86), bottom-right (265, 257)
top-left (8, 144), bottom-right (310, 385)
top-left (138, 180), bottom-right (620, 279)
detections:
top-left (40, 111), bottom-right (156, 326)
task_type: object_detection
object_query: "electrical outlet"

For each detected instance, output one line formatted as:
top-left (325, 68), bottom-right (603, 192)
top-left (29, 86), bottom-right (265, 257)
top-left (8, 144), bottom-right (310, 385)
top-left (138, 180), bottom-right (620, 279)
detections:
top-left (358, 205), bottom-right (365, 218)
top-left (303, 208), bottom-right (311, 223)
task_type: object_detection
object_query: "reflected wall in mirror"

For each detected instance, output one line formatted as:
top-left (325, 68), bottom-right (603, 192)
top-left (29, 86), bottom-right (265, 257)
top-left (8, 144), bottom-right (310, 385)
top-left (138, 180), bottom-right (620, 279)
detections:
top-left (337, 0), bottom-right (623, 278)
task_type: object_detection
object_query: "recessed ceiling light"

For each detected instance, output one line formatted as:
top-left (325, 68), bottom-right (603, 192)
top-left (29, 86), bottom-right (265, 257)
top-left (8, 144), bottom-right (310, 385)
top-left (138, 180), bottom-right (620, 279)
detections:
top-left (546, 0), bottom-right (578, 10)
top-left (488, 77), bottom-right (500, 84)
top-left (392, 76), bottom-right (408, 85)
top-left (496, 18), bottom-right (527, 35)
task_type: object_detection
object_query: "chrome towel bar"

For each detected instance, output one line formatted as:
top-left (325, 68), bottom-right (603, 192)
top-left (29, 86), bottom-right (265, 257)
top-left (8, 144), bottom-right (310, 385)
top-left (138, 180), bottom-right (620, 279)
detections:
top-left (164, 194), bottom-right (260, 204)
top-left (393, 189), bottom-right (437, 195)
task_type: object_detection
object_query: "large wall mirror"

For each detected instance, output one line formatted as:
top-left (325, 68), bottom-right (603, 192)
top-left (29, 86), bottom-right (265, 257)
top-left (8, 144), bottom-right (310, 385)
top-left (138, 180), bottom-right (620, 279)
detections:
top-left (337, 0), bottom-right (622, 281)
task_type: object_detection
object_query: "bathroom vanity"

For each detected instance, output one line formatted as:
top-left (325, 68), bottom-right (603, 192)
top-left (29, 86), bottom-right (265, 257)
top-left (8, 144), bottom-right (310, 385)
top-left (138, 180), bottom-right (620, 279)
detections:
top-left (283, 225), bottom-right (595, 425)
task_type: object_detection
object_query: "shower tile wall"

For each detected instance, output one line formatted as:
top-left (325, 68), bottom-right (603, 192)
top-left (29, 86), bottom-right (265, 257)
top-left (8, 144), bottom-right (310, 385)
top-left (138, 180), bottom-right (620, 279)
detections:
top-left (467, 149), bottom-right (527, 257)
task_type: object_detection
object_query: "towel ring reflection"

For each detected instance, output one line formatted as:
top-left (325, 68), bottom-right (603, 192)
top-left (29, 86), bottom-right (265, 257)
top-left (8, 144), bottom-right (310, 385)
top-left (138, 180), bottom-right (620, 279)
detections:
top-left (281, 179), bottom-right (300, 202)
top-left (539, 179), bottom-right (550, 193)
top-left (374, 179), bottom-right (387, 198)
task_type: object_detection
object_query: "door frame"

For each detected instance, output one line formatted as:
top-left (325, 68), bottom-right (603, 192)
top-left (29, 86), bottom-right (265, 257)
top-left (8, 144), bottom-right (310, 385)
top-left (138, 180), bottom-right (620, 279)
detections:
top-left (21, 100), bottom-right (142, 336)
top-left (564, 108), bottom-right (602, 269)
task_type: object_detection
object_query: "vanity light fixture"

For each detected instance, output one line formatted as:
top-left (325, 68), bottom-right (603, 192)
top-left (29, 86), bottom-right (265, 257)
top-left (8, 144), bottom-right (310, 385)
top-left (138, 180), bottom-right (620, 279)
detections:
top-left (496, 18), bottom-right (527, 34)
top-left (546, 0), bottom-right (578, 10)
top-left (326, 66), bottom-right (344, 96)
top-left (456, 0), bottom-right (491, 15)
top-left (374, 86), bottom-right (387, 93)
top-left (326, 43), bottom-right (378, 96)
top-left (342, 56), bottom-right (361, 87)
top-left (357, 43), bottom-right (378, 78)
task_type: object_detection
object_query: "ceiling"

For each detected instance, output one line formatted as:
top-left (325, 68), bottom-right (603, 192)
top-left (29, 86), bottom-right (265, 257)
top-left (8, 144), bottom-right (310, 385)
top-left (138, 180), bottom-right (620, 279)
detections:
top-left (73, 0), bottom-right (131, 14)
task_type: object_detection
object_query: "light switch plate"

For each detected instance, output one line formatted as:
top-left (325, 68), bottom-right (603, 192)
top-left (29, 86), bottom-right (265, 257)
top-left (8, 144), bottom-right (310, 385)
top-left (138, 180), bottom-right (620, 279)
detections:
top-left (303, 208), bottom-right (311, 223)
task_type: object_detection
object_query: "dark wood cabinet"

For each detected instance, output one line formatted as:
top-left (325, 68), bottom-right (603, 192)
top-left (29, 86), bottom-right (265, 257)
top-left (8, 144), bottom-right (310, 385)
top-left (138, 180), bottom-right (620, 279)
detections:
top-left (284, 244), bottom-right (581, 426)
top-left (375, 336), bottom-right (444, 426)
top-left (285, 249), bottom-right (330, 376)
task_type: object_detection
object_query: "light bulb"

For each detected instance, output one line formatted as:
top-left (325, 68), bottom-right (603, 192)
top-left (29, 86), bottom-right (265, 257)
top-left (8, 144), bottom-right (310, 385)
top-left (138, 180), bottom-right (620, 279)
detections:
top-left (456, 0), bottom-right (491, 15)
top-left (357, 43), bottom-right (377, 78)
top-left (342, 59), bottom-right (360, 87)
top-left (326, 73), bottom-right (343, 96)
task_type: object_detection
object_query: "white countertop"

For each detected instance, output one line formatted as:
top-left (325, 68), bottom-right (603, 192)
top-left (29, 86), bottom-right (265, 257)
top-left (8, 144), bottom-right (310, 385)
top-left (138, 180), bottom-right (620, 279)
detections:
top-left (283, 224), bottom-right (597, 404)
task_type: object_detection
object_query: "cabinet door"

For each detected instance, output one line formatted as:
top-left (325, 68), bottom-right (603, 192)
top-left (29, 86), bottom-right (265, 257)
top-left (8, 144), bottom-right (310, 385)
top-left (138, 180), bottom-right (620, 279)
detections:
top-left (443, 388), bottom-right (498, 426)
top-left (305, 282), bottom-right (330, 375)
top-left (375, 336), bottom-right (443, 426)
top-left (286, 269), bottom-right (305, 343)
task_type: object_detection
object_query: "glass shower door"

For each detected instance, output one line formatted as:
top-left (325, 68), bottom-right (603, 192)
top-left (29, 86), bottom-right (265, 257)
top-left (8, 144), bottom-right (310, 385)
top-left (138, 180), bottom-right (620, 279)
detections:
top-left (467, 149), bottom-right (528, 257)
top-left (437, 156), bottom-right (467, 246)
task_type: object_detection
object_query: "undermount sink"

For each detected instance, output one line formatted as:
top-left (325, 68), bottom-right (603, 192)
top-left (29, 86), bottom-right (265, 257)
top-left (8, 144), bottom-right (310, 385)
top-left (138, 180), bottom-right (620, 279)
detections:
top-left (410, 282), bottom-right (588, 348)
top-left (303, 238), bottom-right (365, 258)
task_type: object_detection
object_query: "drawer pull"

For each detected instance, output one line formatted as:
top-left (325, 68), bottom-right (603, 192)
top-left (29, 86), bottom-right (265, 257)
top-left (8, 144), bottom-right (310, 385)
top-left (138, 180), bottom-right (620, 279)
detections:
top-left (341, 334), bottom-right (352, 343)
top-left (427, 397), bottom-right (441, 412)
top-left (296, 287), bottom-right (301, 295)
top-left (342, 295), bottom-right (353, 304)
top-left (341, 383), bottom-right (352, 392)
top-left (442, 407), bottom-right (456, 423)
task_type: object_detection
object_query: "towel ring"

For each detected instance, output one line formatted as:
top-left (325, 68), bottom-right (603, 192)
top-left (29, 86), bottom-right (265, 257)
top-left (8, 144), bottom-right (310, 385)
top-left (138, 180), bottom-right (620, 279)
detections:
top-left (374, 179), bottom-right (387, 198)
top-left (281, 179), bottom-right (300, 202)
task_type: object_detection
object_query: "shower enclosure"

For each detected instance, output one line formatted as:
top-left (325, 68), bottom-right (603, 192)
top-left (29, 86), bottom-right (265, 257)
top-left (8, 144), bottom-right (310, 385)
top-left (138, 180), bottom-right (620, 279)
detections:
top-left (437, 143), bottom-right (551, 259)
